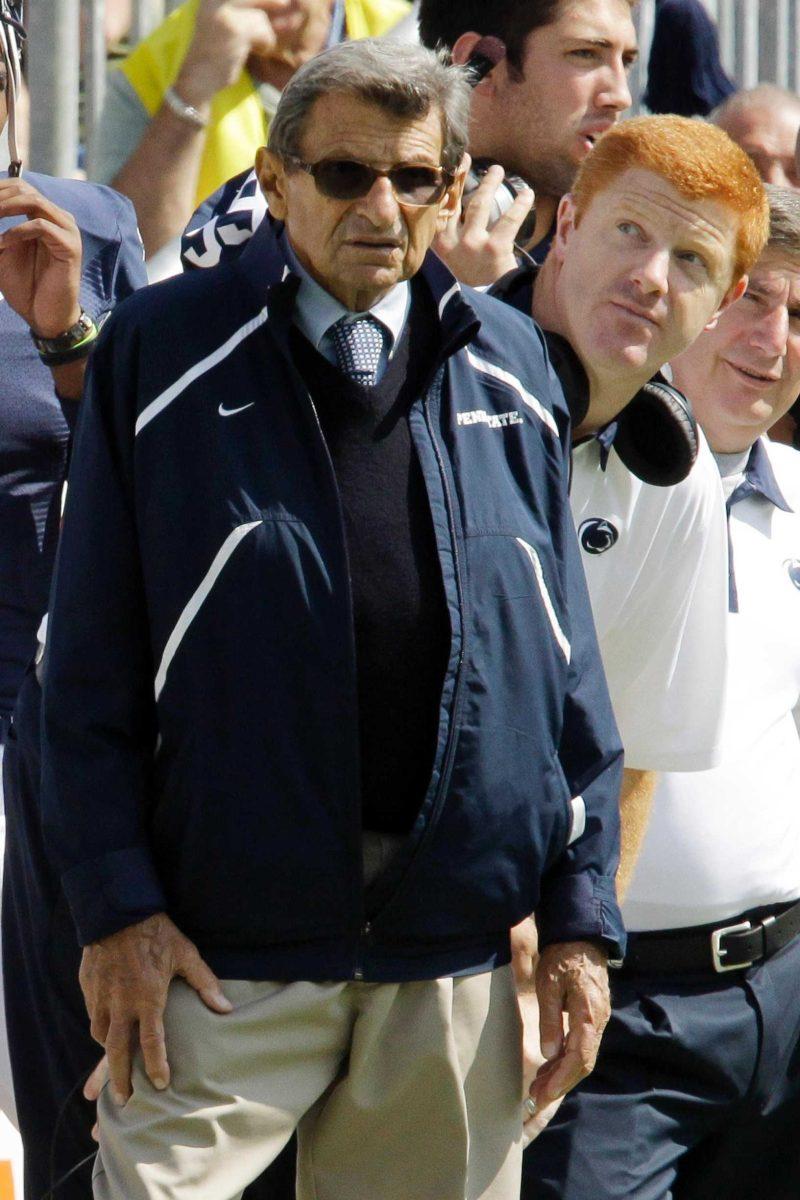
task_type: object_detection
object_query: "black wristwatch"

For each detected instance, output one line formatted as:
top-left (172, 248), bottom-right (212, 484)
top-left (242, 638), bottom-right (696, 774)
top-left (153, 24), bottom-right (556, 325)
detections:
top-left (31, 309), bottom-right (99, 366)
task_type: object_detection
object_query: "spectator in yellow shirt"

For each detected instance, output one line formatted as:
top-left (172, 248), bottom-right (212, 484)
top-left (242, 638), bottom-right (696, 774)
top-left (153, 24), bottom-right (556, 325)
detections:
top-left (92, 0), bottom-right (411, 257)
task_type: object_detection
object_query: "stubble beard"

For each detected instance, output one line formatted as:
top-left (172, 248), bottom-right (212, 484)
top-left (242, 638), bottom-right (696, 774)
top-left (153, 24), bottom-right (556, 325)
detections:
top-left (521, 151), bottom-right (580, 201)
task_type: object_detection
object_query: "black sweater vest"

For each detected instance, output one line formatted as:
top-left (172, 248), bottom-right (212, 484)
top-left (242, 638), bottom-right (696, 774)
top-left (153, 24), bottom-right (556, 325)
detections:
top-left (290, 283), bottom-right (448, 833)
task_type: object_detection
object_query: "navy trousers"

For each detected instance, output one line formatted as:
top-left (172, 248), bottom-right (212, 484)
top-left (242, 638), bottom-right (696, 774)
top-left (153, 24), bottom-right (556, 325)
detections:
top-left (2, 665), bottom-right (296, 1200)
top-left (522, 938), bottom-right (800, 1199)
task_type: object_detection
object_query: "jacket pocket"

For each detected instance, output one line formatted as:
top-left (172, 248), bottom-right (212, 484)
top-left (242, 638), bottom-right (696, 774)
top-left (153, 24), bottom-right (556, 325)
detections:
top-left (514, 537), bottom-right (571, 665)
top-left (373, 723), bottom-right (570, 939)
top-left (153, 519), bottom-right (263, 702)
top-left (542, 750), bottom-right (580, 867)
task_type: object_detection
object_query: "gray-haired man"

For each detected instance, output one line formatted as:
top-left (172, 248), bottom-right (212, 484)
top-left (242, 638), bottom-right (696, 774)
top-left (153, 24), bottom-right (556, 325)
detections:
top-left (41, 38), bottom-right (625, 1200)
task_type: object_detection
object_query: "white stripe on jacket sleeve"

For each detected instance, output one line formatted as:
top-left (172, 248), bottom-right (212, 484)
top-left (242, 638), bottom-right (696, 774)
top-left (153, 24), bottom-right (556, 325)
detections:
top-left (465, 349), bottom-right (559, 437)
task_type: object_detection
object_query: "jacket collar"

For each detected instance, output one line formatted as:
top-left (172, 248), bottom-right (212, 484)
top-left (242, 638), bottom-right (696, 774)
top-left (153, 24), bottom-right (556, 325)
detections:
top-left (491, 263), bottom-right (590, 429)
top-left (542, 330), bottom-right (589, 430)
top-left (233, 215), bottom-right (481, 358)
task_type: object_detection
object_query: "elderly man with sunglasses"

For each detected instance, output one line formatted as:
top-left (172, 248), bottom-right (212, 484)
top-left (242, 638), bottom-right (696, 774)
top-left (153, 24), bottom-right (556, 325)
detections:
top-left (41, 37), bottom-right (625, 1200)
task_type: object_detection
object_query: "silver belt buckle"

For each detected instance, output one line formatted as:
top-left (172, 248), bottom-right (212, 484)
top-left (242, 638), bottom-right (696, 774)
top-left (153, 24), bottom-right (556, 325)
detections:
top-left (711, 920), bottom-right (753, 972)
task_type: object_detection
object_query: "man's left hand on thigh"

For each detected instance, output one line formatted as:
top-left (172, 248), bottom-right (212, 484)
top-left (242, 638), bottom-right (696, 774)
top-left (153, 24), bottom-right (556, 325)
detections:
top-left (80, 912), bottom-right (233, 1105)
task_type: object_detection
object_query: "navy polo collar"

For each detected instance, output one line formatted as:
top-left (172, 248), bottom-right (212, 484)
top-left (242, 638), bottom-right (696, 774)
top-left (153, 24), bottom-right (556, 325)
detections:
top-left (595, 421), bottom-right (618, 470)
top-left (728, 437), bottom-right (793, 513)
top-left (724, 437), bottom-right (792, 614)
top-left (591, 429), bottom-right (793, 507)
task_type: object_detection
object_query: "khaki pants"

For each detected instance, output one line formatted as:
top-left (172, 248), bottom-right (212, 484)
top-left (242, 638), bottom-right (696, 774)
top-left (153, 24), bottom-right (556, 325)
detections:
top-left (93, 965), bottom-right (523, 1200)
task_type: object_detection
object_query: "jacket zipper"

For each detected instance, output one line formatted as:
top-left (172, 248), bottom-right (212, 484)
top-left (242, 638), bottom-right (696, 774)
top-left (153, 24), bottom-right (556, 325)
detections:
top-left (287, 366), bottom-right (368, 974)
top-left (284, 347), bottom-right (462, 971)
top-left (353, 921), bottom-right (371, 982)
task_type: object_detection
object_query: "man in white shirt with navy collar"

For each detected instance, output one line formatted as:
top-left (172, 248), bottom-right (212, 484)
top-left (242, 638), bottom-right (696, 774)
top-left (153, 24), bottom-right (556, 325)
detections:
top-left (525, 183), bottom-right (800, 1200)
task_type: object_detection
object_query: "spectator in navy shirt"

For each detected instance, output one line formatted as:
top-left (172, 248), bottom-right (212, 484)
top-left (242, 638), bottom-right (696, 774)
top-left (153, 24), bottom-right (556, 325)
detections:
top-left (0, 67), bottom-right (145, 737)
top-left (0, 2), bottom-right (146, 1192)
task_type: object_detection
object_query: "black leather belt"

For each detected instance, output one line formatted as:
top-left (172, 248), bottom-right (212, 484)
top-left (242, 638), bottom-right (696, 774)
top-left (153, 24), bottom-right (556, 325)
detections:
top-left (614, 897), bottom-right (800, 977)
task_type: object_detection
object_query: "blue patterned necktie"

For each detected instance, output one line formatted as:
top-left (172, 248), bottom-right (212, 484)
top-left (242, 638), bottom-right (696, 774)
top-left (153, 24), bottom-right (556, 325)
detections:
top-left (328, 314), bottom-right (387, 387)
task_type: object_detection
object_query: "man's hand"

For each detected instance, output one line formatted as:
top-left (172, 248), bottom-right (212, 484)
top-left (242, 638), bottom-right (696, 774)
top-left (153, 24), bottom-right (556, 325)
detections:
top-left (80, 912), bottom-right (232, 1105)
top-left (176, 0), bottom-right (290, 108)
top-left (434, 161), bottom-right (533, 287)
top-left (513, 919), bottom-right (566, 1144)
top-left (528, 940), bottom-right (610, 1110)
top-left (0, 178), bottom-right (82, 337)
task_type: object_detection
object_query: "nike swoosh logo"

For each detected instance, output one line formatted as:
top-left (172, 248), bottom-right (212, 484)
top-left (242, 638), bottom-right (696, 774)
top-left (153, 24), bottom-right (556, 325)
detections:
top-left (218, 401), bottom-right (255, 417)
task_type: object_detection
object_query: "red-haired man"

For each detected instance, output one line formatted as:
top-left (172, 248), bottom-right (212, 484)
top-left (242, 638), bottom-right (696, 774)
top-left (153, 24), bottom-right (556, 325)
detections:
top-left (527, 180), bottom-right (800, 1200)
top-left (488, 115), bottom-right (768, 1150)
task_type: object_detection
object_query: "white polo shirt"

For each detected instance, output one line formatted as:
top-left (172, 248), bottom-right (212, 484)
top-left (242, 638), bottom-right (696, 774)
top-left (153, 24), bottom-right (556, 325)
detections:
top-left (624, 437), bottom-right (800, 930)
top-left (570, 428), bottom-right (728, 772)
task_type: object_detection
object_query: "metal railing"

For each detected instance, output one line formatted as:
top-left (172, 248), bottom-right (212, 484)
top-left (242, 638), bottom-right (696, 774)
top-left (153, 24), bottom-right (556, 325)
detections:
top-left (23, 0), bottom-right (800, 176)
top-left (27, 0), bottom-right (183, 176)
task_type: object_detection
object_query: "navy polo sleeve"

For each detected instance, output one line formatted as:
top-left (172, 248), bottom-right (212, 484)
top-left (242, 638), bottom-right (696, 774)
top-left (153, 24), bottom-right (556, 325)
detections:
top-left (106, 190), bottom-right (148, 303)
top-left (61, 181), bottom-right (147, 434)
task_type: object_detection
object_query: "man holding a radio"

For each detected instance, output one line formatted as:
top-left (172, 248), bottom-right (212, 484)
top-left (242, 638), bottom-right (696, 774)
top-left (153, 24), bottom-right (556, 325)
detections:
top-left (419, 0), bottom-right (638, 278)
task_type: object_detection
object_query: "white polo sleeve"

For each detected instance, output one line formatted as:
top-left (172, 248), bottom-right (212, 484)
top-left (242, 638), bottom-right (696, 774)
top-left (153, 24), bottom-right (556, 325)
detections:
top-left (571, 433), bottom-right (728, 772)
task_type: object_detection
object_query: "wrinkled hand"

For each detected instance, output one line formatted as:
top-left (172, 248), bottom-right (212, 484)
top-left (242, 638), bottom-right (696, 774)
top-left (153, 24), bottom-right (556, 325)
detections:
top-left (0, 179), bottom-right (82, 336)
top-left (528, 940), bottom-right (610, 1111)
top-left (434, 160), bottom-right (533, 287)
top-left (178, 0), bottom-right (290, 104)
top-left (80, 912), bottom-right (232, 1105)
top-left (513, 918), bottom-right (566, 1143)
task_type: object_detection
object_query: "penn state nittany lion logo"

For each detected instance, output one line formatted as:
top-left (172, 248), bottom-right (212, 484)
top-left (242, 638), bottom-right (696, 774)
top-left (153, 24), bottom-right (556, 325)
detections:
top-left (784, 559), bottom-right (800, 590)
top-left (579, 519), bottom-right (619, 555)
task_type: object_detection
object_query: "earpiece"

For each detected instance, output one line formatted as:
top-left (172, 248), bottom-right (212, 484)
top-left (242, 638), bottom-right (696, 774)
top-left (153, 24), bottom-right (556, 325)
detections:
top-left (465, 36), bottom-right (506, 85)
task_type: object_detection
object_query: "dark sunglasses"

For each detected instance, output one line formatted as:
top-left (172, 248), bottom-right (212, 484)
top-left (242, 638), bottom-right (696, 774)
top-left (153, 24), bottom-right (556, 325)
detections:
top-left (283, 155), bottom-right (454, 207)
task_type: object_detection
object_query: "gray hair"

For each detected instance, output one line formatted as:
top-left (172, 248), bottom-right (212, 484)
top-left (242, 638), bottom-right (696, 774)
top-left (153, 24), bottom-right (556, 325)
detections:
top-left (765, 184), bottom-right (800, 260)
top-left (268, 38), bottom-right (471, 173)
top-left (710, 84), bottom-right (800, 128)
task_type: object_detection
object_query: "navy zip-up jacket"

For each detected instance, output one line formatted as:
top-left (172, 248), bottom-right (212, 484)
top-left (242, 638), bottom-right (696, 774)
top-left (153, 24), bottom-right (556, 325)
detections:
top-left (41, 218), bottom-right (625, 982)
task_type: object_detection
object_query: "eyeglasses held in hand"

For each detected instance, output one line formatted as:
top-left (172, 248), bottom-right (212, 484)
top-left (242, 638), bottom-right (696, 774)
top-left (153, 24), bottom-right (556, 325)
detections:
top-left (283, 156), bottom-right (454, 207)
